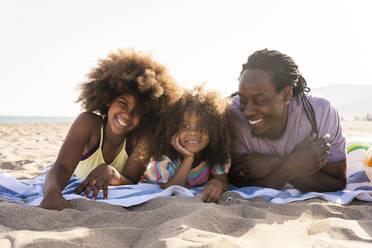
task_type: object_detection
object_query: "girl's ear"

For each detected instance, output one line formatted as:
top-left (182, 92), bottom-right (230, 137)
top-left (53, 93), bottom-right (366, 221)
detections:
top-left (282, 85), bottom-right (293, 104)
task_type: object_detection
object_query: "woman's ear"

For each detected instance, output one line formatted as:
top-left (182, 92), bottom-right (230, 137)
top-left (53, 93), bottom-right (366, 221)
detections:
top-left (282, 86), bottom-right (293, 104)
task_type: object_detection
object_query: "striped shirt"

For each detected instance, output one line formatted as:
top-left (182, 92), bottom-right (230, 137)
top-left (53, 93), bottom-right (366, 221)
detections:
top-left (141, 155), bottom-right (230, 187)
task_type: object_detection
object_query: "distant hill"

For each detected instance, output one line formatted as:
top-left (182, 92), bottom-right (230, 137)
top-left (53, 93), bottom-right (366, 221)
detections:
top-left (310, 84), bottom-right (372, 118)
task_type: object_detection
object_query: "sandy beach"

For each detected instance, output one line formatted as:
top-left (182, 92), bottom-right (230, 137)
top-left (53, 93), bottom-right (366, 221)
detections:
top-left (1, 121), bottom-right (372, 247)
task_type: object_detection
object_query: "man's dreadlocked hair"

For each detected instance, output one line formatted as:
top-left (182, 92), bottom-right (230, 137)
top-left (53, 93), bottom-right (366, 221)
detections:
top-left (239, 49), bottom-right (318, 134)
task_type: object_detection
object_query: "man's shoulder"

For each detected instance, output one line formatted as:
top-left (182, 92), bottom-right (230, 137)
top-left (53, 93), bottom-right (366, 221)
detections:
top-left (307, 95), bottom-right (332, 108)
top-left (228, 95), bottom-right (240, 110)
top-left (305, 95), bottom-right (337, 117)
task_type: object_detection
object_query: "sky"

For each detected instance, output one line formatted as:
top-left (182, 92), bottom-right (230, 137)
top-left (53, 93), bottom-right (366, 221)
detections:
top-left (1, 0), bottom-right (371, 117)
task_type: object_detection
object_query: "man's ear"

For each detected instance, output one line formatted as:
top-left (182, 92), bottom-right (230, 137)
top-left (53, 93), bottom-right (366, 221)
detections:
top-left (282, 86), bottom-right (293, 104)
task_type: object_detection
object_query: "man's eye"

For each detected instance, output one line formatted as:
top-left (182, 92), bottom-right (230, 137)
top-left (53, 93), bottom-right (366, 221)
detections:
top-left (254, 98), bottom-right (267, 105)
top-left (181, 124), bottom-right (189, 130)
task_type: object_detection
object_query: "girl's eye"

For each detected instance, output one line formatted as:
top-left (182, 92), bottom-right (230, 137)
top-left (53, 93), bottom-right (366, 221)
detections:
top-left (197, 126), bottom-right (208, 134)
top-left (119, 101), bottom-right (128, 108)
top-left (181, 123), bottom-right (189, 130)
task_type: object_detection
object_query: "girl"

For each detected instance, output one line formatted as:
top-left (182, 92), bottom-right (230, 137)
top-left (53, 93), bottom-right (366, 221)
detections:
top-left (40, 49), bottom-right (181, 210)
top-left (142, 86), bottom-right (232, 203)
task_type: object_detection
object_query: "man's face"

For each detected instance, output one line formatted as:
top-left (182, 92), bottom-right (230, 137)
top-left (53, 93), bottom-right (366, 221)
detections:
top-left (238, 68), bottom-right (290, 139)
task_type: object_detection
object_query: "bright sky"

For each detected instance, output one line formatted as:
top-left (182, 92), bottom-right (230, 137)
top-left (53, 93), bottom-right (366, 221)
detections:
top-left (1, 0), bottom-right (371, 117)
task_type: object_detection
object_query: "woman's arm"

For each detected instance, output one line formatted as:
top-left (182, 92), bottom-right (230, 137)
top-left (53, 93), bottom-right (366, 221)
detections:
top-left (40, 112), bottom-right (98, 210)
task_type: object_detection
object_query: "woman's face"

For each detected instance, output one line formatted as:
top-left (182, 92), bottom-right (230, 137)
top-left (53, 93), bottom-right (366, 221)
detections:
top-left (107, 93), bottom-right (142, 136)
top-left (238, 68), bottom-right (291, 139)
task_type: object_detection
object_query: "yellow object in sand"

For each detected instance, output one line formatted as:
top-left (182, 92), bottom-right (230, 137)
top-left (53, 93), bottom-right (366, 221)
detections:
top-left (364, 146), bottom-right (372, 167)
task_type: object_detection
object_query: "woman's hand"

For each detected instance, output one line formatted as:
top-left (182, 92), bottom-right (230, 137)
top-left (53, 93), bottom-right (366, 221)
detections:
top-left (39, 192), bottom-right (72, 211)
top-left (171, 134), bottom-right (194, 159)
top-left (75, 163), bottom-right (120, 200)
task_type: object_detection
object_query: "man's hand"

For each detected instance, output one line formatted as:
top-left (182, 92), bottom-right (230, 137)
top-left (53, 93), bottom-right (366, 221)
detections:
top-left (75, 163), bottom-right (119, 200)
top-left (286, 133), bottom-right (330, 177)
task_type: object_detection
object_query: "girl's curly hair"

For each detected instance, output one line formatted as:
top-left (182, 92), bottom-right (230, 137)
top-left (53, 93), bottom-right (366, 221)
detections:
top-left (151, 85), bottom-right (232, 168)
top-left (76, 49), bottom-right (182, 131)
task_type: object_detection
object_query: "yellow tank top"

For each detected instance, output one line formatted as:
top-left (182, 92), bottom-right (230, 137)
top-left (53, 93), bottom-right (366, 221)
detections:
top-left (73, 124), bottom-right (129, 179)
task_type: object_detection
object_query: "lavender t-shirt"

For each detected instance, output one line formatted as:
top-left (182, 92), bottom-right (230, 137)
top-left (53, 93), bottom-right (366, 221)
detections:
top-left (229, 95), bottom-right (346, 163)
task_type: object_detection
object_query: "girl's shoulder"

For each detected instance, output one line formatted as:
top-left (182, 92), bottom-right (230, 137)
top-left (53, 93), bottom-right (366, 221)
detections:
top-left (71, 112), bottom-right (103, 135)
top-left (75, 112), bottom-right (103, 125)
top-left (68, 112), bottom-right (104, 151)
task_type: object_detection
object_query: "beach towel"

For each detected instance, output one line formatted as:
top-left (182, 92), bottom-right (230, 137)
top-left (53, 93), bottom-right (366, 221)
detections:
top-left (1, 142), bottom-right (371, 207)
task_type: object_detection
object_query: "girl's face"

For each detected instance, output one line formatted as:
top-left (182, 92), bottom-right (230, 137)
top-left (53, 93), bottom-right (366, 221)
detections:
top-left (107, 93), bottom-right (142, 135)
top-left (238, 68), bottom-right (292, 139)
top-left (178, 110), bottom-right (209, 154)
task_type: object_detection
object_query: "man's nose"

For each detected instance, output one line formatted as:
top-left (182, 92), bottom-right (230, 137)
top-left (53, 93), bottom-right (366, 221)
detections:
top-left (243, 102), bottom-right (257, 118)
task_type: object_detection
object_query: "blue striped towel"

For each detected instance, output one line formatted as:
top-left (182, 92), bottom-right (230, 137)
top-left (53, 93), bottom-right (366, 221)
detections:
top-left (1, 144), bottom-right (371, 207)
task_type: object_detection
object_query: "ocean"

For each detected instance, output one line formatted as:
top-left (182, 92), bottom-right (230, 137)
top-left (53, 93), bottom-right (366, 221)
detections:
top-left (0, 116), bottom-right (75, 123)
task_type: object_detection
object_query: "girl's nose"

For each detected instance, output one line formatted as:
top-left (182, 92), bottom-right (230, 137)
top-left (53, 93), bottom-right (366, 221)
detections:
top-left (188, 127), bottom-right (201, 135)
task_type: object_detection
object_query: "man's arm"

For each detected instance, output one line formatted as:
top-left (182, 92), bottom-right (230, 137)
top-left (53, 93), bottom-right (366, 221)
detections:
top-left (289, 160), bottom-right (347, 192)
top-left (230, 154), bottom-right (346, 192)
top-left (229, 135), bottom-right (346, 192)
top-left (229, 153), bottom-right (284, 187)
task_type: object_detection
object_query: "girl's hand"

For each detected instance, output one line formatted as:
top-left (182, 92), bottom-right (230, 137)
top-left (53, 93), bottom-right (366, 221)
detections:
top-left (40, 193), bottom-right (72, 211)
top-left (171, 134), bottom-right (194, 159)
top-left (75, 163), bottom-right (119, 200)
top-left (202, 177), bottom-right (228, 203)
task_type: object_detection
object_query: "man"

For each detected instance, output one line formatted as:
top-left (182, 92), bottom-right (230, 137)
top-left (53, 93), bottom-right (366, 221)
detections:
top-left (228, 49), bottom-right (346, 192)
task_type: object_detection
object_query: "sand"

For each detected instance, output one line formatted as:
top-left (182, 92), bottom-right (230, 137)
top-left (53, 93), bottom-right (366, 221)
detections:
top-left (1, 121), bottom-right (372, 247)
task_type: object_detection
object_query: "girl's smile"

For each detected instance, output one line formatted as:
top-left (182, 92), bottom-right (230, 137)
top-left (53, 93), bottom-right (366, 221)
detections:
top-left (107, 93), bottom-right (141, 135)
top-left (178, 110), bottom-right (209, 154)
